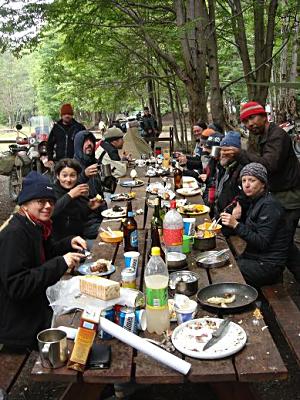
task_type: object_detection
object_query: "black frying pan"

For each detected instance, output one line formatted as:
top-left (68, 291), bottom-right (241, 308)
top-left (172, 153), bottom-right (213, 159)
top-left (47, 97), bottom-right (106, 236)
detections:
top-left (197, 282), bottom-right (258, 312)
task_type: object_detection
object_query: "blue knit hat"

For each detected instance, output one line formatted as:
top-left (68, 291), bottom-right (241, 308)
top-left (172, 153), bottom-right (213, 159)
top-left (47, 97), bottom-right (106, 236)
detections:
top-left (220, 131), bottom-right (241, 148)
top-left (18, 171), bottom-right (56, 205)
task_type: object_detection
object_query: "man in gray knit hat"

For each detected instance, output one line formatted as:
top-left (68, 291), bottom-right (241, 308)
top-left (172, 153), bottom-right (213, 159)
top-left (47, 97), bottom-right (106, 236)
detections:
top-left (221, 162), bottom-right (289, 288)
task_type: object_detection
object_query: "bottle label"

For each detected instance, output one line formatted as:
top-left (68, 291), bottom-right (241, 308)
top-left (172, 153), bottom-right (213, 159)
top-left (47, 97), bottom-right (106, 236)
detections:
top-left (130, 230), bottom-right (138, 247)
top-left (146, 287), bottom-right (168, 309)
top-left (163, 228), bottom-right (183, 246)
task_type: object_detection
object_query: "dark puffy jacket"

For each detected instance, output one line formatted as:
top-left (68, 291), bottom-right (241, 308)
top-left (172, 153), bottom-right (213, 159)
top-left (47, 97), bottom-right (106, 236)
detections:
top-left (52, 183), bottom-right (90, 240)
top-left (237, 122), bottom-right (300, 192)
top-left (74, 130), bottom-right (104, 198)
top-left (0, 214), bottom-right (72, 348)
top-left (234, 192), bottom-right (289, 265)
top-left (47, 119), bottom-right (85, 161)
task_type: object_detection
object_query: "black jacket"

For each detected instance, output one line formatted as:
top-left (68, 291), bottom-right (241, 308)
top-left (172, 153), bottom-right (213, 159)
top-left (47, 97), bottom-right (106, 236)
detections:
top-left (52, 183), bottom-right (90, 241)
top-left (234, 192), bottom-right (289, 265)
top-left (47, 119), bottom-right (85, 161)
top-left (237, 123), bottom-right (300, 192)
top-left (0, 214), bottom-right (72, 348)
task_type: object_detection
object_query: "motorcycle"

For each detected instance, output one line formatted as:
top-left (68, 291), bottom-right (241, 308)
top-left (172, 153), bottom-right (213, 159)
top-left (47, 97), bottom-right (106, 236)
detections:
top-left (280, 119), bottom-right (300, 157)
top-left (8, 125), bottom-right (53, 201)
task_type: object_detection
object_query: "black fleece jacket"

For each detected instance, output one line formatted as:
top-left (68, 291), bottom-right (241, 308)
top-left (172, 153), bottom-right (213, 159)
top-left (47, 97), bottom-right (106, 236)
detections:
top-left (0, 214), bottom-right (73, 348)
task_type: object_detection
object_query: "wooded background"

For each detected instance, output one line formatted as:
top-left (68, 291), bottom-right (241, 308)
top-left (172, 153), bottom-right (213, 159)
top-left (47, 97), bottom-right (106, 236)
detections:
top-left (0, 0), bottom-right (299, 146)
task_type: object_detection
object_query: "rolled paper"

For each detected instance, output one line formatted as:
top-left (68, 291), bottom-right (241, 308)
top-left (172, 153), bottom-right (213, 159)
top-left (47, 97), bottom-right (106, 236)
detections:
top-left (99, 317), bottom-right (191, 375)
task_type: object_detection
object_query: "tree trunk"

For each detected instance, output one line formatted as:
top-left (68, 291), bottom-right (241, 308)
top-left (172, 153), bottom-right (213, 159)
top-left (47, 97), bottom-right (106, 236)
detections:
top-left (204, 0), bottom-right (225, 128)
top-left (167, 81), bottom-right (180, 144)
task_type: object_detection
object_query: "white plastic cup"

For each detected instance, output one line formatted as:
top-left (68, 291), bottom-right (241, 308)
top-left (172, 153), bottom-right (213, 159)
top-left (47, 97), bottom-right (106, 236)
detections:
top-left (124, 251), bottom-right (140, 271)
top-left (183, 218), bottom-right (196, 236)
top-left (175, 300), bottom-right (198, 325)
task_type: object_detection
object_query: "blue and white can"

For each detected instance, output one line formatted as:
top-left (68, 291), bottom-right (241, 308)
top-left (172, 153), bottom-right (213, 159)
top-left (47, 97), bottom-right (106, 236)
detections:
top-left (98, 307), bottom-right (115, 339)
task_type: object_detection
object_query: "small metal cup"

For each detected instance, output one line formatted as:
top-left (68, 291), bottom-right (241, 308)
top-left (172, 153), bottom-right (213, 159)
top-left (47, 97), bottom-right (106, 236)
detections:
top-left (37, 328), bottom-right (68, 369)
top-left (210, 146), bottom-right (221, 158)
top-left (98, 164), bottom-right (112, 177)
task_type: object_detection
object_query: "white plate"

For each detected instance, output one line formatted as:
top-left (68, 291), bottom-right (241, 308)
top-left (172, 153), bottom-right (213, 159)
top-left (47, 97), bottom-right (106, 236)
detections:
top-left (101, 208), bottom-right (126, 218)
top-left (77, 262), bottom-right (116, 277)
top-left (171, 317), bottom-right (247, 359)
top-left (177, 204), bottom-right (210, 215)
top-left (176, 188), bottom-right (202, 197)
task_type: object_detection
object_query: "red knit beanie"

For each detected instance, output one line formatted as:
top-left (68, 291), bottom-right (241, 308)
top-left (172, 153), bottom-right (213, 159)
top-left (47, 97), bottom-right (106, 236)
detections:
top-left (60, 103), bottom-right (74, 116)
top-left (240, 101), bottom-right (266, 121)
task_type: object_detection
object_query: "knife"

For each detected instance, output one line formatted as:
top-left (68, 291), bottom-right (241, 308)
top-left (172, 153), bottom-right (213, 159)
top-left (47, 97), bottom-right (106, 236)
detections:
top-left (203, 319), bottom-right (231, 351)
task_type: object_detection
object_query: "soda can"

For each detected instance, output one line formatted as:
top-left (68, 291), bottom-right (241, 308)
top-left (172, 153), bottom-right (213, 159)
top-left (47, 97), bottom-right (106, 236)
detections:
top-left (121, 268), bottom-right (136, 289)
top-left (118, 288), bottom-right (145, 308)
top-left (135, 309), bottom-right (147, 331)
top-left (98, 307), bottom-right (115, 339)
top-left (115, 306), bottom-right (137, 334)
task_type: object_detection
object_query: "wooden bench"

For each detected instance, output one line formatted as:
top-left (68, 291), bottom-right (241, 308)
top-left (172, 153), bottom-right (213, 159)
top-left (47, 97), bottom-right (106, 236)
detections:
top-left (0, 350), bottom-right (29, 396)
top-left (227, 234), bottom-right (300, 367)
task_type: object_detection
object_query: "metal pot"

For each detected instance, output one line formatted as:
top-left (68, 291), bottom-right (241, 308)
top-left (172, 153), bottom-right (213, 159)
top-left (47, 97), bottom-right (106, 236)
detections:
top-left (166, 252), bottom-right (187, 269)
top-left (210, 146), bottom-right (221, 158)
top-left (169, 271), bottom-right (199, 296)
top-left (193, 235), bottom-right (216, 251)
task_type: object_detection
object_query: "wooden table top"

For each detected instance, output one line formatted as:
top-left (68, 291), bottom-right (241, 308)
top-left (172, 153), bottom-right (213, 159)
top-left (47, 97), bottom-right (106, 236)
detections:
top-left (31, 168), bottom-right (287, 385)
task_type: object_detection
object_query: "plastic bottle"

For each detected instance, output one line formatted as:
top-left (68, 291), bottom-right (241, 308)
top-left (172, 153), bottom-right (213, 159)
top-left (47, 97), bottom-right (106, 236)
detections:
top-left (163, 200), bottom-right (183, 253)
top-left (145, 247), bottom-right (170, 334)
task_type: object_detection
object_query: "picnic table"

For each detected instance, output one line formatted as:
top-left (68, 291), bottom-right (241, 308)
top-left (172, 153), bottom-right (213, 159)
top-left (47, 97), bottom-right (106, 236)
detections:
top-left (31, 163), bottom-right (288, 400)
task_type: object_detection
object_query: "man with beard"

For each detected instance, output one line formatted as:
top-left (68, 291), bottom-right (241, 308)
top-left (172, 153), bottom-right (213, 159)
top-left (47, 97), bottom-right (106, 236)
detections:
top-left (214, 131), bottom-right (244, 227)
top-left (73, 130), bottom-right (106, 239)
top-left (222, 101), bottom-right (300, 281)
top-left (47, 103), bottom-right (85, 165)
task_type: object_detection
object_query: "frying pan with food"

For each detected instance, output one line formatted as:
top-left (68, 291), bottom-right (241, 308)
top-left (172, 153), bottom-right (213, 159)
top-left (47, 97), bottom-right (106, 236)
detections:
top-left (197, 282), bottom-right (258, 312)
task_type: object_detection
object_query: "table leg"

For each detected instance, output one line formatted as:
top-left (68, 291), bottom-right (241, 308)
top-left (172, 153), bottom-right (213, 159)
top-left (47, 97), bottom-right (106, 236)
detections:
top-left (210, 382), bottom-right (260, 400)
top-left (60, 382), bottom-right (106, 400)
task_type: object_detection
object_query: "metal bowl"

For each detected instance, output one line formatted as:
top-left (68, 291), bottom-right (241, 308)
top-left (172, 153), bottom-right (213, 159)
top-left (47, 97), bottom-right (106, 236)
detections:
top-left (169, 271), bottom-right (199, 296)
top-left (196, 250), bottom-right (229, 269)
top-left (166, 252), bottom-right (187, 269)
top-left (193, 235), bottom-right (216, 251)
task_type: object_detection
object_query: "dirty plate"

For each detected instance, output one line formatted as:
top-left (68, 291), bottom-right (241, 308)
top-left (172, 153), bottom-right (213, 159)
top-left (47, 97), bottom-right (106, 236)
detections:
top-left (176, 188), bottom-right (202, 197)
top-left (101, 208), bottom-right (126, 218)
top-left (77, 262), bottom-right (116, 277)
top-left (120, 179), bottom-right (144, 187)
top-left (171, 317), bottom-right (247, 359)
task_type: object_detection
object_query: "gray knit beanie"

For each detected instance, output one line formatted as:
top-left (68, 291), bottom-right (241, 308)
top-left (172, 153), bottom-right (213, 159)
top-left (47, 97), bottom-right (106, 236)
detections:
top-left (240, 162), bottom-right (268, 184)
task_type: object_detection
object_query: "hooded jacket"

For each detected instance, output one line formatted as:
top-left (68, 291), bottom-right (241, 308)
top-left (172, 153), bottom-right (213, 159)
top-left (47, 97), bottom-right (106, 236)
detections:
top-left (74, 130), bottom-right (104, 198)
top-left (47, 119), bottom-right (85, 161)
top-left (0, 214), bottom-right (73, 348)
top-left (234, 192), bottom-right (289, 265)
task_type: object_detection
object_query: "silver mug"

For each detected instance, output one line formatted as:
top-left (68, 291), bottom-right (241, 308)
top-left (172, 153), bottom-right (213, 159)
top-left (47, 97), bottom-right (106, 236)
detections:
top-left (210, 146), bottom-right (221, 158)
top-left (37, 328), bottom-right (68, 369)
top-left (99, 163), bottom-right (112, 177)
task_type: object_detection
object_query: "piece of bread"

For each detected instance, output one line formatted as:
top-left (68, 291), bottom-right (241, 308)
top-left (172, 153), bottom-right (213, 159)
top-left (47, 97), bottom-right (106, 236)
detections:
top-left (80, 276), bottom-right (120, 300)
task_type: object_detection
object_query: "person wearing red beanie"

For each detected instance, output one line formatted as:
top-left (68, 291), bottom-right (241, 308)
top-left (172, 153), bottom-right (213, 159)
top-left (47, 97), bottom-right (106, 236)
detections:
top-left (222, 100), bottom-right (300, 282)
top-left (47, 104), bottom-right (85, 164)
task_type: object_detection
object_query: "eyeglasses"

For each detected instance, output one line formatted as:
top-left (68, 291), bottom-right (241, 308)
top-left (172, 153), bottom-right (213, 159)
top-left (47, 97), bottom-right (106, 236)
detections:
top-left (35, 199), bottom-right (55, 207)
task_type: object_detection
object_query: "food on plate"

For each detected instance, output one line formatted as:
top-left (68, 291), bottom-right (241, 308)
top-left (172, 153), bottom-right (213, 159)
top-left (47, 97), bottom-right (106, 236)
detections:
top-left (95, 194), bottom-right (103, 201)
top-left (100, 230), bottom-right (123, 243)
top-left (112, 205), bottom-right (123, 212)
top-left (89, 259), bottom-right (111, 273)
top-left (163, 192), bottom-right (170, 200)
top-left (206, 293), bottom-right (236, 307)
top-left (178, 204), bottom-right (208, 214)
top-left (111, 192), bottom-right (136, 201)
top-left (80, 276), bottom-right (120, 300)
